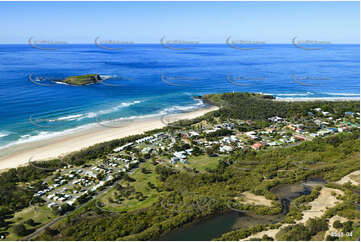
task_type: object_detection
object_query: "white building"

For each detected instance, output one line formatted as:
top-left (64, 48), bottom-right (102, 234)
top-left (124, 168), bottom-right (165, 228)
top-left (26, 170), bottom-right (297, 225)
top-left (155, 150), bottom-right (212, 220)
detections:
top-left (220, 145), bottom-right (233, 153)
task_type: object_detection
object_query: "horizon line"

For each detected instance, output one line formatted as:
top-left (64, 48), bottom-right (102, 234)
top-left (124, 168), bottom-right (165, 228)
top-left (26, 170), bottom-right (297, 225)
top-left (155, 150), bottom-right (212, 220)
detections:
top-left (0, 42), bottom-right (359, 45)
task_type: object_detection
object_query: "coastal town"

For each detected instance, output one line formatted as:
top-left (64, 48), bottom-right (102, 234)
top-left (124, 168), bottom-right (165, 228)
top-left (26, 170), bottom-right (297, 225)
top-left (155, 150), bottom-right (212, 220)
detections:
top-left (28, 107), bottom-right (360, 215)
top-left (0, 89), bottom-right (359, 241)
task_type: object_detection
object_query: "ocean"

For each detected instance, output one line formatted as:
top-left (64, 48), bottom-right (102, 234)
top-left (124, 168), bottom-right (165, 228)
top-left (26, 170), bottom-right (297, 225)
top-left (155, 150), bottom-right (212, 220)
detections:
top-left (0, 44), bottom-right (359, 150)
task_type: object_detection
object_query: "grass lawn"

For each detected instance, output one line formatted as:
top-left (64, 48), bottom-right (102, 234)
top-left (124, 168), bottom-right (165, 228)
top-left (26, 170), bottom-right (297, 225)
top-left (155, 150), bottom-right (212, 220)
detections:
top-left (179, 154), bottom-right (223, 171)
top-left (3, 206), bottom-right (56, 241)
top-left (97, 161), bottom-right (164, 212)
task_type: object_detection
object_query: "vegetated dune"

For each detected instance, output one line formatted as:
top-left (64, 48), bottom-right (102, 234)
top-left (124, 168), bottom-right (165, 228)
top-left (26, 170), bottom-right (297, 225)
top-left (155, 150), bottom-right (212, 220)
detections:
top-left (336, 170), bottom-right (360, 186)
top-left (299, 187), bottom-right (344, 224)
top-left (242, 186), bottom-right (345, 241)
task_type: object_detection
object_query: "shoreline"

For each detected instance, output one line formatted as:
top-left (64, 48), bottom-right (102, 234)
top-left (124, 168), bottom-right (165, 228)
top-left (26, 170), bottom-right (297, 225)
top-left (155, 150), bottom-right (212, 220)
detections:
top-left (0, 105), bottom-right (219, 172)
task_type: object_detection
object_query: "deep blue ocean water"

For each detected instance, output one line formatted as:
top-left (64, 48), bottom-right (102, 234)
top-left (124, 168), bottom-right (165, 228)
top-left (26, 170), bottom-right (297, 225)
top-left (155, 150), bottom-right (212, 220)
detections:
top-left (0, 44), bottom-right (359, 149)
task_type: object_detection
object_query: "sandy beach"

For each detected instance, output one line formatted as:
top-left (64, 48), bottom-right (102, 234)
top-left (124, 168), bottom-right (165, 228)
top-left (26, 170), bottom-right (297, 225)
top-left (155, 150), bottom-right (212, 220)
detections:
top-left (0, 105), bottom-right (219, 171)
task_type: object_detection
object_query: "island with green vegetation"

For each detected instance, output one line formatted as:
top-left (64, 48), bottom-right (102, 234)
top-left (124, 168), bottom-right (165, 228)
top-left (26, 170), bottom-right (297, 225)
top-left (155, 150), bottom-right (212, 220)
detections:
top-left (0, 92), bottom-right (359, 241)
top-left (55, 74), bottom-right (102, 86)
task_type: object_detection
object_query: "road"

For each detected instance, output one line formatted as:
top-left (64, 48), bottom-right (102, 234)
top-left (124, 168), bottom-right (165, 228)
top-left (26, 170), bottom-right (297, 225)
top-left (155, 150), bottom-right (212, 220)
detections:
top-left (22, 181), bottom-right (117, 241)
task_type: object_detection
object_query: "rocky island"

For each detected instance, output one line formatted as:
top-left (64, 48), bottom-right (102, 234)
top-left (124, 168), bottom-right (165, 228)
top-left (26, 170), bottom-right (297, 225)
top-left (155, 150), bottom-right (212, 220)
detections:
top-left (55, 74), bottom-right (102, 86)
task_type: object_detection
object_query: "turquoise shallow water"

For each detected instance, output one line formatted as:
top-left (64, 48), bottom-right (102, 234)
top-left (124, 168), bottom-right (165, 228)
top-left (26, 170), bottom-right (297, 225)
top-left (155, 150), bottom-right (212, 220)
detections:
top-left (0, 44), bottom-right (359, 150)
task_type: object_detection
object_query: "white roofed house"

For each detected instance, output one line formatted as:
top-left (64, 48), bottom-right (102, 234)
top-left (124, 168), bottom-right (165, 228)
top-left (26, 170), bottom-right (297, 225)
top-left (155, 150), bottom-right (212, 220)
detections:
top-left (170, 157), bottom-right (179, 164)
top-left (222, 136), bottom-right (232, 144)
top-left (185, 148), bottom-right (193, 155)
top-left (174, 151), bottom-right (187, 159)
top-left (219, 145), bottom-right (233, 153)
top-left (67, 199), bottom-right (77, 206)
top-left (268, 116), bottom-right (283, 122)
top-left (321, 111), bottom-right (330, 116)
top-left (47, 202), bottom-right (57, 208)
top-left (141, 147), bottom-right (152, 154)
top-left (113, 142), bottom-right (134, 152)
top-left (245, 131), bottom-right (258, 140)
top-left (230, 135), bottom-right (238, 142)
top-left (222, 122), bottom-right (234, 129)
top-left (189, 131), bottom-right (200, 137)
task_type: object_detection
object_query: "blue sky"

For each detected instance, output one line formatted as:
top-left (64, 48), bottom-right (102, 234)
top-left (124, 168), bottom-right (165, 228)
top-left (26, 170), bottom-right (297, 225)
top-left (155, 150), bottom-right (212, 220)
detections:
top-left (0, 1), bottom-right (359, 44)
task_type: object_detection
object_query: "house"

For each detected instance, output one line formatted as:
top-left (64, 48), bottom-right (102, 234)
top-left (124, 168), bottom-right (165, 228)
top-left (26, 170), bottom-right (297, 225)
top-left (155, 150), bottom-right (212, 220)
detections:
top-left (170, 157), bottom-right (179, 164)
top-left (317, 130), bottom-right (332, 136)
top-left (185, 149), bottom-right (193, 155)
top-left (67, 199), bottom-right (76, 206)
top-left (310, 133), bottom-right (318, 138)
top-left (48, 202), bottom-right (57, 208)
top-left (252, 143), bottom-right (263, 150)
top-left (321, 111), bottom-right (330, 116)
top-left (267, 141), bottom-right (277, 146)
top-left (219, 145), bottom-right (233, 153)
top-left (327, 127), bottom-right (338, 133)
top-left (338, 127), bottom-right (345, 132)
top-left (174, 151), bottom-right (187, 159)
top-left (204, 128), bottom-right (219, 134)
top-left (141, 147), bottom-right (152, 154)
top-left (189, 131), bottom-right (199, 137)
top-left (294, 135), bottom-right (306, 141)
top-left (113, 142), bottom-right (134, 152)
top-left (268, 116), bottom-right (283, 122)
top-left (245, 131), bottom-right (257, 140)
top-left (222, 136), bottom-right (232, 144)
top-left (230, 135), bottom-right (238, 141)
top-left (264, 128), bottom-right (275, 134)
top-left (222, 123), bottom-right (234, 129)
top-left (135, 136), bottom-right (153, 144)
top-left (154, 132), bottom-right (165, 138)
top-left (287, 124), bottom-right (296, 130)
